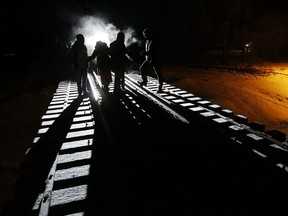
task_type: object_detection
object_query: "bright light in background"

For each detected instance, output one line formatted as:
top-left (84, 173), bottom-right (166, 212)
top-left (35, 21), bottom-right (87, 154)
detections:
top-left (71, 15), bottom-right (138, 52)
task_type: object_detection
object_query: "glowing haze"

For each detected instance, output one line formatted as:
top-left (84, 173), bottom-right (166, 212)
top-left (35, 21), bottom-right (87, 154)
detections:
top-left (71, 15), bottom-right (139, 52)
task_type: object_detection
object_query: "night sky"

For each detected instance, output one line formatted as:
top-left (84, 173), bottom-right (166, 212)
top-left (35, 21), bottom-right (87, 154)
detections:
top-left (1, 0), bottom-right (288, 63)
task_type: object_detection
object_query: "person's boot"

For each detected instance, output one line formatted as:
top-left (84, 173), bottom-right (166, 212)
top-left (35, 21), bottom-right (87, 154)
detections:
top-left (138, 80), bottom-right (147, 86)
top-left (157, 83), bottom-right (163, 93)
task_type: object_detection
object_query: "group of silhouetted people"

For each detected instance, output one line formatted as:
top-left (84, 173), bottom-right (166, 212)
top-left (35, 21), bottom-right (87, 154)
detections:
top-left (68, 27), bottom-right (163, 96)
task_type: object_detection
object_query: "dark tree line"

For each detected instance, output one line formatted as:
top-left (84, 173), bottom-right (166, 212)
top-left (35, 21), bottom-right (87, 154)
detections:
top-left (2, 0), bottom-right (288, 67)
top-left (151, 0), bottom-right (288, 65)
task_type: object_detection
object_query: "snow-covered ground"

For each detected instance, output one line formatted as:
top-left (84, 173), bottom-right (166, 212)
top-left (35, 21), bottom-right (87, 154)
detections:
top-left (163, 63), bottom-right (288, 135)
top-left (1, 62), bottom-right (288, 211)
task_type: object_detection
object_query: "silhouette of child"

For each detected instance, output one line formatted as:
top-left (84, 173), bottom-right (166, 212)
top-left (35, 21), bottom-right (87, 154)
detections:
top-left (89, 41), bottom-right (112, 92)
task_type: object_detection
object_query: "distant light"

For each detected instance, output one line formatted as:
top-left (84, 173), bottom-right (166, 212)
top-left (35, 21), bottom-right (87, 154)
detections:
top-left (89, 32), bottom-right (109, 44)
top-left (245, 42), bottom-right (252, 52)
top-left (85, 31), bottom-right (110, 51)
top-left (71, 15), bottom-right (138, 52)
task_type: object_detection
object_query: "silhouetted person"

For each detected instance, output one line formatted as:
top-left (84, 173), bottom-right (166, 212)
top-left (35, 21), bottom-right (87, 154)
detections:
top-left (139, 27), bottom-right (163, 92)
top-left (89, 41), bottom-right (112, 92)
top-left (68, 34), bottom-right (89, 96)
top-left (109, 32), bottom-right (132, 93)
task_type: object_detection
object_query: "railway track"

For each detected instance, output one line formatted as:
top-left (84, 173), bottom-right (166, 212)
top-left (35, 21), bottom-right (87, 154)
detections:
top-left (5, 70), bottom-right (288, 216)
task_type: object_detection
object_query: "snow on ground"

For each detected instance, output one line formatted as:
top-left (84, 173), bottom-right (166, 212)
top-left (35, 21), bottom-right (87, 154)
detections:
top-left (163, 63), bottom-right (288, 135)
top-left (0, 86), bottom-right (55, 211)
top-left (1, 62), bottom-right (288, 211)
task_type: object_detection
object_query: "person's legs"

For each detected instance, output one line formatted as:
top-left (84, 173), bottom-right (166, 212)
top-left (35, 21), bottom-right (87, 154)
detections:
top-left (153, 64), bottom-right (163, 92)
top-left (100, 68), bottom-right (111, 92)
top-left (76, 70), bottom-right (82, 95)
top-left (114, 70), bottom-right (120, 92)
top-left (82, 69), bottom-right (88, 94)
top-left (119, 68), bottom-right (125, 90)
top-left (139, 60), bottom-right (149, 85)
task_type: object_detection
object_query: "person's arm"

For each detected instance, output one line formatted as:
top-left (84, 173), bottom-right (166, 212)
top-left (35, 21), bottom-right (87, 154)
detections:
top-left (123, 45), bottom-right (133, 61)
top-left (88, 49), bottom-right (97, 61)
top-left (145, 40), bottom-right (153, 57)
top-left (68, 43), bottom-right (76, 60)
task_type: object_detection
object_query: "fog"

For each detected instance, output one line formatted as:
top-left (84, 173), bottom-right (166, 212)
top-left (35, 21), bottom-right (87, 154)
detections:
top-left (70, 15), bottom-right (139, 52)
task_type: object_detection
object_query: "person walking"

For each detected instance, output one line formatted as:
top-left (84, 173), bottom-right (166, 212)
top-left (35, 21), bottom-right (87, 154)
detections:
top-left (68, 34), bottom-right (89, 96)
top-left (138, 27), bottom-right (163, 93)
top-left (88, 41), bottom-right (112, 92)
top-left (109, 32), bottom-right (132, 93)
